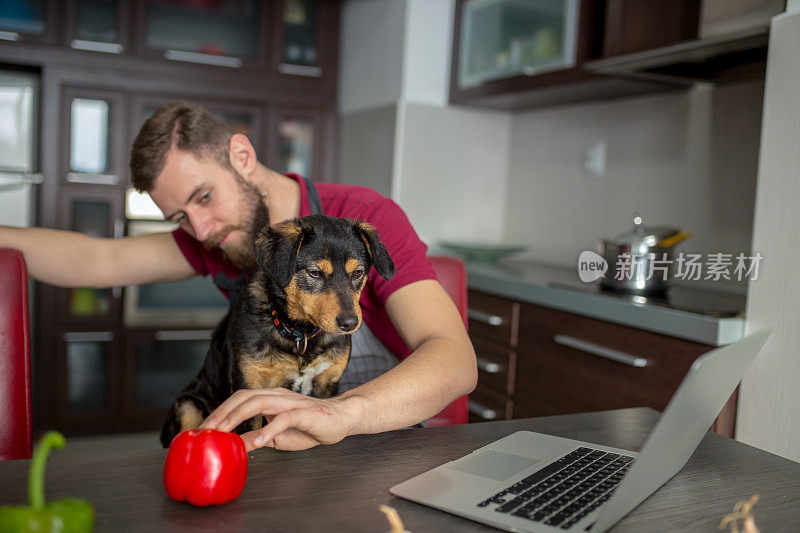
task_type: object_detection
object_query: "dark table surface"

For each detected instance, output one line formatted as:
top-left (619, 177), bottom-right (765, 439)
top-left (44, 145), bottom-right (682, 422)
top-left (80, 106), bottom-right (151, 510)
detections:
top-left (1, 408), bottom-right (798, 532)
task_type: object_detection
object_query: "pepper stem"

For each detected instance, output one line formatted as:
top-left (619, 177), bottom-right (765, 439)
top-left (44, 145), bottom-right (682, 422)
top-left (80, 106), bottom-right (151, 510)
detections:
top-left (28, 431), bottom-right (66, 510)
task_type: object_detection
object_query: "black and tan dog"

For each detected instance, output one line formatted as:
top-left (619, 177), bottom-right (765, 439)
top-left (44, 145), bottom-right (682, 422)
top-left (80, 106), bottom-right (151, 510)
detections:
top-left (160, 214), bottom-right (395, 447)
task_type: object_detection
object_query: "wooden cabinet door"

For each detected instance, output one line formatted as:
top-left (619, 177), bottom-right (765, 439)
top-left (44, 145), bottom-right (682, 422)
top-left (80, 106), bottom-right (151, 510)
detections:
top-left (52, 186), bottom-right (125, 327)
top-left (60, 86), bottom-right (128, 187)
top-left (50, 329), bottom-right (123, 435)
top-left (64, 0), bottom-right (130, 55)
top-left (514, 302), bottom-right (712, 418)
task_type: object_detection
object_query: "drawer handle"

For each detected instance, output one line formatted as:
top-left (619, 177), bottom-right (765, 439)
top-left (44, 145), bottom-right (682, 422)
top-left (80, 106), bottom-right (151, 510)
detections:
top-left (468, 309), bottom-right (505, 326)
top-left (476, 357), bottom-right (502, 374)
top-left (553, 335), bottom-right (649, 368)
top-left (468, 400), bottom-right (497, 420)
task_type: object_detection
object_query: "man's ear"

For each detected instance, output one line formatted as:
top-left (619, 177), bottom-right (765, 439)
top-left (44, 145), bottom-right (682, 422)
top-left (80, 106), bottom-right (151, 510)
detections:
top-left (228, 133), bottom-right (257, 177)
top-left (354, 220), bottom-right (396, 281)
top-left (254, 219), bottom-right (306, 288)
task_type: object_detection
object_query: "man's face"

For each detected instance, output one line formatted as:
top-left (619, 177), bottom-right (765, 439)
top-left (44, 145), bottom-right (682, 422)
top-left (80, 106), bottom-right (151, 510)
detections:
top-left (149, 149), bottom-right (269, 268)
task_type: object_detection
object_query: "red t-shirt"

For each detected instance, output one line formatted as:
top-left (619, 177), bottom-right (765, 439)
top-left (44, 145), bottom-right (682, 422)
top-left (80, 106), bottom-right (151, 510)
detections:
top-left (172, 174), bottom-right (437, 359)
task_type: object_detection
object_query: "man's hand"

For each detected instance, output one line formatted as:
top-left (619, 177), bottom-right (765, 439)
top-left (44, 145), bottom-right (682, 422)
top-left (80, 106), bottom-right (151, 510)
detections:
top-left (198, 388), bottom-right (364, 452)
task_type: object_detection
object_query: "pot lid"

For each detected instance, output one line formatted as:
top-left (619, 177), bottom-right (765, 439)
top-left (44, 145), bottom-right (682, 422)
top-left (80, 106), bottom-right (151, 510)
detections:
top-left (609, 213), bottom-right (680, 246)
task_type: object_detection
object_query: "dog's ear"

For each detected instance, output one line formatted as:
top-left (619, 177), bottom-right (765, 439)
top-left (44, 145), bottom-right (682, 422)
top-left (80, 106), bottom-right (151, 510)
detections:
top-left (254, 219), bottom-right (307, 288)
top-left (354, 220), bottom-right (396, 281)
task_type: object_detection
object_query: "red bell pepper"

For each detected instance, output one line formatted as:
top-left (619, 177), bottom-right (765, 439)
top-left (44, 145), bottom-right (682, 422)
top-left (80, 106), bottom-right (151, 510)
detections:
top-left (163, 429), bottom-right (248, 507)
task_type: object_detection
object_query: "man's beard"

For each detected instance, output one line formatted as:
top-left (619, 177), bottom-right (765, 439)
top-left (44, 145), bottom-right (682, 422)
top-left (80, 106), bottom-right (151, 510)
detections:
top-left (203, 174), bottom-right (269, 269)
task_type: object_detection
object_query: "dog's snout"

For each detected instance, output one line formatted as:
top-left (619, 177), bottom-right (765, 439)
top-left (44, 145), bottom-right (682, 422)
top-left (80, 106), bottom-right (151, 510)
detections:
top-left (336, 314), bottom-right (359, 332)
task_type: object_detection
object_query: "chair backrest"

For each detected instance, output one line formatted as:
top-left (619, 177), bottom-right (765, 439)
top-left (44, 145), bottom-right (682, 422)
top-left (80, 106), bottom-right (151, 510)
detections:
top-left (425, 255), bottom-right (469, 427)
top-left (0, 248), bottom-right (33, 460)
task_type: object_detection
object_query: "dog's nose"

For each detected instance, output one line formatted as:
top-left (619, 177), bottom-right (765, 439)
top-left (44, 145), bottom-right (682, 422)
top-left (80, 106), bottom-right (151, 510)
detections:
top-left (336, 314), bottom-right (359, 332)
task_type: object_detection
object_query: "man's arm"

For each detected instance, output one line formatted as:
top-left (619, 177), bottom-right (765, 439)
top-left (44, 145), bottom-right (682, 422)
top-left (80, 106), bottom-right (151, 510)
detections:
top-left (200, 279), bottom-right (478, 451)
top-left (0, 226), bottom-right (196, 287)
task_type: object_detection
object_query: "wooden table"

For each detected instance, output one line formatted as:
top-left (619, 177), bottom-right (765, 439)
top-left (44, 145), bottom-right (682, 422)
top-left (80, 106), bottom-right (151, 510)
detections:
top-left (1, 408), bottom-right (798, 532)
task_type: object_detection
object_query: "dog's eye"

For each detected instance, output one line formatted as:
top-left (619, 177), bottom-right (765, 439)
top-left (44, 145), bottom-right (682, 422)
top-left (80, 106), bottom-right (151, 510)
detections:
top-left (307, 269), bottom-right (322, 278)
top-left (352, 268), bottom-right (365, 279)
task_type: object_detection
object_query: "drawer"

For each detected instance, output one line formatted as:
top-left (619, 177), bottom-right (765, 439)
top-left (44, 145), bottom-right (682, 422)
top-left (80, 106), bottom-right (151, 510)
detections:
top-left (468, 386), bottom-right (513, 423)
top-left (514, 303), bottom-right (713, 419)
top-left (472, 337), bottom-right (516, 397)
top-left (467, 290), bottom-right (518, 346)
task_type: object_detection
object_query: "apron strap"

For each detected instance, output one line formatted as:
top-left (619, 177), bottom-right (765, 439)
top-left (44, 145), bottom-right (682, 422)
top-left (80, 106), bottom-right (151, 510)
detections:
top-left (305, 177), bottom-right (324, 216)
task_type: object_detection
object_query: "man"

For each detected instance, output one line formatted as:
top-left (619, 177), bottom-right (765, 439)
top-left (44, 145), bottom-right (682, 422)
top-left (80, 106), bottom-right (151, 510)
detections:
top-left (1, 101), bottom-right (477, 452)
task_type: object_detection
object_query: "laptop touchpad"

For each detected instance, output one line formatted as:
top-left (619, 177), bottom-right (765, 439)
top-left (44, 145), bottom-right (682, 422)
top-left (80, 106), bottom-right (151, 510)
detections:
top-left (448, 450), bottom-right (540, 481)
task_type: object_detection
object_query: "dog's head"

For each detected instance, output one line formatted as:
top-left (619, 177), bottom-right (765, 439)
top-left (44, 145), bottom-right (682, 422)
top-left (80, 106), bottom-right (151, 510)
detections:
top-left (254, 214), bottom-right (395, 334)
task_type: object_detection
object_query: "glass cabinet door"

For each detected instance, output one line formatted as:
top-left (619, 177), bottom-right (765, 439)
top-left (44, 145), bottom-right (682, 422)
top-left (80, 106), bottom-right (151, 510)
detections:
top-left (55, 188), bottom-right (124, 326)
top-left (458, 0), bottom-right (579, 88)
top-left (0, 0), bottom-right (56, 43)
top-left (271, 110), bottom-right (318, 179)
top-left (54, 330), bottom-right (122, 433)
top-left (140, 0), bottom-right (260, 68)
top-left (277, 0), bottom-right (321, 77)
top-left (68, 0), bottom-right (127, 54)
top-left (61, 87), bottom-right (127, 186)
top-left (132, 331), bottom-right (211, 410)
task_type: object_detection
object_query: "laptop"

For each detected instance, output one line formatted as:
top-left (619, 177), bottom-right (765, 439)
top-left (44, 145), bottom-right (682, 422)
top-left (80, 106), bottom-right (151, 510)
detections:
top-left (390, 326), bottom-right (774, 532)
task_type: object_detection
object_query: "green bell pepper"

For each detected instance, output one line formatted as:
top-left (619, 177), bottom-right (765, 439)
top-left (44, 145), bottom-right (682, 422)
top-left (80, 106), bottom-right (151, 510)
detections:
top-left (0, 431), bottom-right (94, 532)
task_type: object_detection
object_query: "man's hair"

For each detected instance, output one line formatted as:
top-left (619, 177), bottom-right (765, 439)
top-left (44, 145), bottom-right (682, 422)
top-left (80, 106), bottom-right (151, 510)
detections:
top-left (129, 101), bottom-right (233, 192)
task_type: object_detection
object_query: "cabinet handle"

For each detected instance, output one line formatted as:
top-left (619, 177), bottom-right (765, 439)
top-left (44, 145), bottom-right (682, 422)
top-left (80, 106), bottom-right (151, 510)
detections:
top-left (67, 172), bottom-right (119, 186)
top-left (63, 331), bottom-right (113, 343)
top-left (553, 335), bottom-right (649, 368)
top-left (278, 64), bottom-right (323, 77)
top-left (71, 39), bottom-right (123, 54)
top-left (0, 172), bottom-right (43, 190)
top-left (476, 357), bottom-right (502, 374)
top-left (468, 309), bottom-right (505, 326)
top-left (164, 50), bottom-right (243, 68)
top-left (468, 400), bottom-right (498, 420)
top-left (155, 330), bottom-right (213, 341)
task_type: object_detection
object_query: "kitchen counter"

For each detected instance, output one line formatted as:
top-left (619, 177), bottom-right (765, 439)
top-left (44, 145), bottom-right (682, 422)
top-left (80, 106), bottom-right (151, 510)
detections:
top-left (460, 259), bottom-right (746, 346)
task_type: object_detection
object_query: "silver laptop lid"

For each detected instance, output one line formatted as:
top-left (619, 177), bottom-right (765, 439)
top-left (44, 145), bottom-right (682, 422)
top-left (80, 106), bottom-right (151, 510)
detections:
top-left (591, 326), bottom-right (774, 532)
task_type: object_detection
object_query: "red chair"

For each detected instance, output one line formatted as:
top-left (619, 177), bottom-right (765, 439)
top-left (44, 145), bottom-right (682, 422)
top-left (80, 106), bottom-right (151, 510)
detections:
top-left (0, 249), bottom-right (33, 460)
top-left (425, 255), bottom-right (469, 427)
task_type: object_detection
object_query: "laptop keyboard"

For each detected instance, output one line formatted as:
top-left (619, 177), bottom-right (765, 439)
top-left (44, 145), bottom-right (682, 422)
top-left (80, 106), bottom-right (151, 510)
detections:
top-left (476, 447), bottom-right (634, 529)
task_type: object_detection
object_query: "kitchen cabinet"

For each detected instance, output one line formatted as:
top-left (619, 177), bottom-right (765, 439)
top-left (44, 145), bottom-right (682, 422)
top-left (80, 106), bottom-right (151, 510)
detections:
top-left (449, 0), bottom-right (763, 110)
top-left (135, 0), bottom-right (263, 69)
top-left (120, 329), bottom-right (212, 431)
top-left (450, 0), bottom-right (609, 110)
top-left (0, 0), bottom-right (58, 44)
top-left (60, 86), bottom-right (128, 187)
top-left (467, 290), bottom-right (519, 423)
top-left (50, 329), bottom-right (124, 435)
top-left (467, 289), bottom-right (738, 437)
top-left (51, 186), bottom-right (125, 327)
top-left (65, 0), bottom-right (129, 55)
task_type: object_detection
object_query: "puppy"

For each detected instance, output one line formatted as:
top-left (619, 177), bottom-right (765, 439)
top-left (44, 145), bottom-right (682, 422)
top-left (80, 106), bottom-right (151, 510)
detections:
top-left (160, 214), bottom-right (396, 447)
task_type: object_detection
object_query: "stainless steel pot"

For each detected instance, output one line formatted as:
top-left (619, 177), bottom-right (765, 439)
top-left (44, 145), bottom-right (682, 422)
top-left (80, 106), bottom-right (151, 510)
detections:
top-left (598, 213), bottom-right (683, 295)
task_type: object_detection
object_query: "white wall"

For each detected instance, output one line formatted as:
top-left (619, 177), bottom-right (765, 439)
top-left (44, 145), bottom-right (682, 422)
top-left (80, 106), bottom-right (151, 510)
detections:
top-left (738, 9), bottom-right (800, 463)
top-left (401, 0), bottom-right (454, 107)
top-left (503, 82), bottom-right (764, 267)
top-left (338, 0), bottom-right (407, 114)
top-left (397, 101), bottom-right (511, 245)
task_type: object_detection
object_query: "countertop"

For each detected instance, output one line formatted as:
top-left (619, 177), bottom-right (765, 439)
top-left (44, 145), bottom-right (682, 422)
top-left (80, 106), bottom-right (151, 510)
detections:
top-left (457, 258), bottom-right (746, 346)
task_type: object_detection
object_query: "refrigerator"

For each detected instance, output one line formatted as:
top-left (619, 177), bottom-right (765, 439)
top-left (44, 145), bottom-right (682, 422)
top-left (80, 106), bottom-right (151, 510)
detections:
top-left (0, 70), bottom-right (40, 227)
